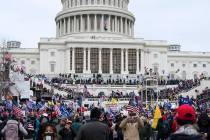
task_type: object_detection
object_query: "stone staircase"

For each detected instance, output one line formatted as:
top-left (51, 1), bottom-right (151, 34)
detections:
top-left (180, 80), bottom-right (210, 98)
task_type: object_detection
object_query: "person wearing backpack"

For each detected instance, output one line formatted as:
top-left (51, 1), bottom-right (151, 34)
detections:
top-left (1, 116), bottom-right (28, 140)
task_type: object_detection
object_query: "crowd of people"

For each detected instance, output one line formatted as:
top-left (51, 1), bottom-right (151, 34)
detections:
top-left (0, 101), bottom-right (210, 140)
top-left (0, 65), bottom-right (209, 140)
top-left (44, 76), bottom-right (201, 102)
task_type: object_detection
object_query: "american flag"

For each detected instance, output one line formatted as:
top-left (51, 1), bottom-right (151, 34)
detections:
top-left (13, 106), bottom-right (23, 117)
top-left (126, 105), bottom-right (140, 115)
top-left (54, 105), bottom-right (61, 116)
top-left (38, 105), bottom-right (47, 115)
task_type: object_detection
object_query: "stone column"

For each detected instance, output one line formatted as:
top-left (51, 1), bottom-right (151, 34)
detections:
top-left (66, 48), bottom-right (71, 73)
top-left (56, 22), bottom-right (59, 37)
top-left (83, 48), bottom-right (86, 73)
top-left (121, 49), bottom-right (124, 74)
top-left (125, 18), bottom-right (127, 35)
top-left (108, 15), bottom-right (111, 32)
top-left (94, 14), bottom-right (97, 32)
top-left (87, 48), bottom-right (91, 73)
top-left (87, 14), bottom-right (90, 32)
top-left (63, 18), bottom-right (66, 35)
top-left (115, 16), bottom-right (118, 33)
top-left (72, 47), bottom-right (75, 73)
top-left (128, 20), bottom-right (130, 36)
top-left (136, 49), bottom-right (140, 74)
top-left (80, 15), bottom-right (83, 32)
top-left (120, 17), bottom-right (123, 34)
top-left (125, 48), bottom-right (129, 74)
top-left (60, 20), bottom-right (62, 36)
top-left (140, 49), bottom-right (144, 74)
top-left (131, 21), bottom-right (134, 37)
top-left (101, 14), bottom-right (104, 32)
top-left (74, 16), bottom-right (77, 32)
top-left (72, 0), bottom-right (74, 6)
top-left (110, 48), bottom-right (113, 74)
top-left (68, 17), bottom-right (71, 33)
top-left (98, 48), bottom-right (102, 74)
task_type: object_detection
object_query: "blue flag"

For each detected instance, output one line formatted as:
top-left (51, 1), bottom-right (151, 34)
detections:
top-left (60, 105), bottom-right (70, 117)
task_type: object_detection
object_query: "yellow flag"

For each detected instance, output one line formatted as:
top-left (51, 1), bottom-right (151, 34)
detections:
top-left (48, 101), bottom-right (54, 106)
top-left (111, 98), bottom-right (118, 104)
top-left (151, 105), bottom-right (162, 129)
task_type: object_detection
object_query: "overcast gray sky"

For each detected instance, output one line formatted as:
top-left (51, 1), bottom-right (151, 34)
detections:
top-left (0, 0), bottom-right (210, 51)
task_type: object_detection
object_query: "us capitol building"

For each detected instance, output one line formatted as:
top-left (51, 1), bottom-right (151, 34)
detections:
top-left (4, 0), bottom-right (210, 80)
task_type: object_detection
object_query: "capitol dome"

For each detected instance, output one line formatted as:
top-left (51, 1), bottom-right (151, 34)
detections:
top-left (55, 0), bottom-right (135, 38)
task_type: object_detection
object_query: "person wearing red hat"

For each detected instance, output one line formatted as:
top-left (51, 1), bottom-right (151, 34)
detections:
top-left (168, 104), bottom-right (204, 140)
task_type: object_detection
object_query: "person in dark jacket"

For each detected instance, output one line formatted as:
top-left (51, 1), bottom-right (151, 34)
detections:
top-left (76, 107), bottom-right (110, 140)
top-left (59, 120), bottom-right (76, 140)
top-left (168, 104), bottom-right (204, 140)
top-left (197, 112), bottom-right (210, 140)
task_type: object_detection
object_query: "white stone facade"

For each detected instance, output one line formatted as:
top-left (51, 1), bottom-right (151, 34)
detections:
top-left (2, 0), bottom-right (210, 79)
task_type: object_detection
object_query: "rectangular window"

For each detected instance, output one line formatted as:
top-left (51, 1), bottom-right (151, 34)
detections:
top-left (91, 0), bottom-right (94, 5)
top-left (113, 49), bottom-right (121, 74)
top-left (50, 63), bottom-right (55, 73)
top-left (193, 64), bottom-right (197, 67)
top-left (128, 49), bottom-right (136, 74)
top-left (51, 52), bottom-right (55, 56)
top-left (75, 48), bottom-right (83, 73)
top-left (97, 0), bottom-right (100, 4)
top-left (75, 0), bottom-right (78, 6)
top-left (21, 60), bottom-right (25, 65)
top-left (90, 48), bottom-right (99, 73)
top-left (171, 63), bottom-right (174, 67)
top-left (102, 48), bottom-right (110, 73)
top-left (203, 64), bottom-right (206, 68)
top-left (31, 60), bottom-right (35, 65)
